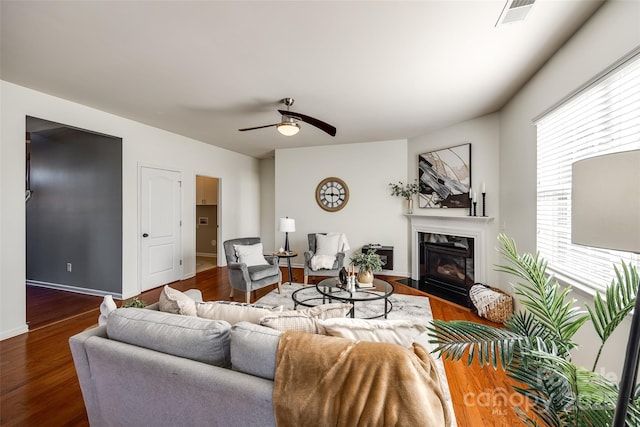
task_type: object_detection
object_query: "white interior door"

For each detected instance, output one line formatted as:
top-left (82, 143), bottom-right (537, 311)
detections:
top-left (140, 166), bottom-right (182, 291)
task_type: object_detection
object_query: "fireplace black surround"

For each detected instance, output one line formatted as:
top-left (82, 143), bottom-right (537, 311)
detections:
top-left (418, 233), bottom-right (474, 307)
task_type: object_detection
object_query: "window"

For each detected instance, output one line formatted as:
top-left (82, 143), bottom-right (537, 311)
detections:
top-left (535, 51), bottom-right (640, 294)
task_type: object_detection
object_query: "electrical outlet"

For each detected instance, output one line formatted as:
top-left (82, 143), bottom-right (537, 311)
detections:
top-left (66, 263), bottom-right (72, 272)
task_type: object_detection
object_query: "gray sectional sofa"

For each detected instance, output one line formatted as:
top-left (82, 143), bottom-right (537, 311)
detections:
top-left (70, 290), bottom-right (283, 427)
top-left (70, 289), bottom-right (447, 427)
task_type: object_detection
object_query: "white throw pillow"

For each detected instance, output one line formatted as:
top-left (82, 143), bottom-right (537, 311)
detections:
top-left (158, 285), bottom-right (198, 316)
top-left (234, 243), bottom-right (268, 266)
top-left (197, 301), bottom-right (283, 324)
top-left (317, 318), bottom-right (429, 347)
top-left (315, 233), bottom-right (340, 256)
top-left (259, 303), bottom-right (352, 333)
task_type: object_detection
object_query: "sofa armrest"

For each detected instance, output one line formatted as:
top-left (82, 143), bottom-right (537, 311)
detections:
top-left (335, 252), bottom-right (346, 269)
top-left (69, 326), bottom-right (108, 426)
top-left (304, 251), bottom-right (314, 261)
top-left (227, 262), bottom-right (251, 291)
top-left (264, 255), bottom-right (278, 266)
top-left (303, 251), bottom-right (314, 275)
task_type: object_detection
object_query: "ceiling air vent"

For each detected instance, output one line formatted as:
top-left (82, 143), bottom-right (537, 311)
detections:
top-left (496, 0), bottom-right (536, 26)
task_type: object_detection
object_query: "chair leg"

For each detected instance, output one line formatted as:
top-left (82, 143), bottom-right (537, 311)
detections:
top-left (304, 275), bottom-right (308, 285)
top-left (229, 288), bottom-right (234, 298)
top-left (277, 281), bottom-right (282, 294)
top-left (245, 291), bottom-right (251, 304)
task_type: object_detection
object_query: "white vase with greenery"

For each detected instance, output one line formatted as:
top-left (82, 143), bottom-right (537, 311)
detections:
top-left (389, 179), bottom-right (421, 214)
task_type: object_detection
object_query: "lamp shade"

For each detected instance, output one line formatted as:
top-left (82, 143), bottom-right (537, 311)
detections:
top-left (571, 150), bottom-right (640, 253)
top-left (278, 217), bottom-right (296, 233)
top-left (277, 123), bottom-right (300, 136)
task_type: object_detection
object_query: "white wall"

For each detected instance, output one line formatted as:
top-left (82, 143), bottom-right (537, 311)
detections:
top-left (274, 140), bottom-right (409, 275)
top-left (0, 81), bottom-right (261, 339)
top-left (499, 0), bottom-right (640, 375)
top-left (259, 157), bottom-right (276, 254)
top-left (408, 113), bottom-right (501, 287)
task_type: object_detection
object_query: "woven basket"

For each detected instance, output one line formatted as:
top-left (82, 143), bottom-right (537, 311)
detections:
top-left (469, 284), bottom-right (514, 324)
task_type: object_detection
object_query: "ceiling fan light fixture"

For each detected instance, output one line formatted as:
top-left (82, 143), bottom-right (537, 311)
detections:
top-left (277, 122), bottom-right (300, 136)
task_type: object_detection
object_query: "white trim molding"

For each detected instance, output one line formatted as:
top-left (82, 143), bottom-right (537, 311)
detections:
top-left (408, 214), bottom-right (494, 284)
top-left (26, 280), bottom-right (123, 300)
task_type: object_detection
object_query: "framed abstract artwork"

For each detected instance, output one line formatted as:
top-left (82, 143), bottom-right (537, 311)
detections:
top-left (418, 143), bottom-right (471, 208)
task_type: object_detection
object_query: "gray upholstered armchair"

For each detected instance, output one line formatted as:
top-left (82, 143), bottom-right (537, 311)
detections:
top-left (303, 233), bottom-right (348, 285)
top-left (223, 237), bottom-right (282, 303)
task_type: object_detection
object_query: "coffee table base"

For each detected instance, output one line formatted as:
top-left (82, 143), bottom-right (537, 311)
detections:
top-left (291, 285), bottom-right (393, 319)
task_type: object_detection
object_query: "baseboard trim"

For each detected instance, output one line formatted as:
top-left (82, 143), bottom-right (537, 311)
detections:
top-left (1, 324), bottom-right (29, 341)
top-left (26, 280), bottom-right (123, 299)
top-left (196, 252), bottom-right (217, 258)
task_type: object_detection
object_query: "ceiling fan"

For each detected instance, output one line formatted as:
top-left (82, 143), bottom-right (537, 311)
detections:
top-left (238, 98), bottom-right (336, 137)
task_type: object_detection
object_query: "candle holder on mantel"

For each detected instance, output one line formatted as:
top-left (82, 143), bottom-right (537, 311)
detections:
top-left (482, 192), bottom-right (487, 217)
top-left (473, 201), bottom-right (478, 217)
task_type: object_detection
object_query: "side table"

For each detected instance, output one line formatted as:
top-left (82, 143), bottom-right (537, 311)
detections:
top-left (272, 251), bottom-right (297, 285)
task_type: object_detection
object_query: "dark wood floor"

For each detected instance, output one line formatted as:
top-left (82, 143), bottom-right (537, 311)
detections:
top-left (2, 267), bottom-right (520, 426)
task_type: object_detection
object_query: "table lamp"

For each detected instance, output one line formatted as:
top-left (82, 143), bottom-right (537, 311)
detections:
top-left (278, 217), bottom-right (295, 253)
top-left (571, 149), bottom-right (640, 426)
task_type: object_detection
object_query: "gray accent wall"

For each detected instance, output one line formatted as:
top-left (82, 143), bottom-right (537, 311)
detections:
top-left (26, 122), bottom-right (122, 294)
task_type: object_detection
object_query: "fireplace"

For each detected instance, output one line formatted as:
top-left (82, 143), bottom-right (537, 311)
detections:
top-left (409, 214), bottom-right (493, 308)
top-left (419, 233), bottom-right (474, 307)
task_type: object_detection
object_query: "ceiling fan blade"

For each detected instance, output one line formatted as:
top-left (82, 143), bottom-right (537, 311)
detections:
top-left (278, 110), bottom-right (336, 137)
top-left (238, 123), bottom-right (279, 132)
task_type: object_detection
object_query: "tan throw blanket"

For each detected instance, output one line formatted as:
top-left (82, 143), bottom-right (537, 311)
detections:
top-left (273, 331), bottom-right (451, 427)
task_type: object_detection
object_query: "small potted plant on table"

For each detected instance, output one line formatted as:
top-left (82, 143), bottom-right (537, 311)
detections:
top-left (350, 249), bottom-right (384, 286)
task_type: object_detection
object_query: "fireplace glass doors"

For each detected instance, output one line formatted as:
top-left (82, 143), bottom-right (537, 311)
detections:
top-left (419, 233), bottom-right (474, 307)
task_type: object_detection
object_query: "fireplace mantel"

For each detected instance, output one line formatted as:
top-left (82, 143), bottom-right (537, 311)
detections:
top-left (405, 213), bottom-right (494, 223)
top-left (409, 214), bottom-right (495, 285)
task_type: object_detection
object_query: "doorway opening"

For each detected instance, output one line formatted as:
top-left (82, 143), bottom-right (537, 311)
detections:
top-left (25, 116), bottom-right (123, 329)
top-left (195, 175), bottom-right (219, 273)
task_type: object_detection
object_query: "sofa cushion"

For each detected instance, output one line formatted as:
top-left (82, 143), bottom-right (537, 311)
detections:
top-left (248, 264), bottom-right (279, 281)
top-left (230, 321), bottom-right (282, 380)
top-left (197, 301), bottom-right (283, 324)
top-left (259, 303), bottom-right (352, 333)
top-left (317, 318), bottom-right (429, 347)
top-left (158, 285), bottom-right (197, 316)
top-left (234, 243), bottom-right (269, 266)
top-left (106, 307), bottom-right (231, 367)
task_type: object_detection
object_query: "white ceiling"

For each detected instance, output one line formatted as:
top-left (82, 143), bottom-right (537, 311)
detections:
top-left (1, 0), bottom-right (603, 158)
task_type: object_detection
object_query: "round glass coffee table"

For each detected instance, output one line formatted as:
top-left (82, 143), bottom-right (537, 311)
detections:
top-left (315, 277), bottom-right (395, 319)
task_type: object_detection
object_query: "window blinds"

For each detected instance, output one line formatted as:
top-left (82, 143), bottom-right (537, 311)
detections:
top-left (535, 52), bottom-right (640, 293)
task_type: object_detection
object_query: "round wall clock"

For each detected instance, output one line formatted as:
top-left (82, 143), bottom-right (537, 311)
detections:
top-left (315, 177), bottom-right (349, 212)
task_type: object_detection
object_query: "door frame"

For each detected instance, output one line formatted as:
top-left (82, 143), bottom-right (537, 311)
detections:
top-left (138, 163), bottom-right (183, 293)
top-left (194, 173), bottom-right (221, 269)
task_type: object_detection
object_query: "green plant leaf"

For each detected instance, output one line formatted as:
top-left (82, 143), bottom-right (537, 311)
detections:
top-left (586, 261), bottom-right (638, 370)
top-left (428, 234), bottom-right (640, 427)
top-left (428, 319), bottom-right (525, 369)
top-left (496, 234), bottom-right (589, 349)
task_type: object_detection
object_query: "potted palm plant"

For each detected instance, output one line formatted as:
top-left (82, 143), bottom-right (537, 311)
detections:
top-left (350, 249), bottom-right (384, 285)
top-left (428, 234), bottom-right (640, 426)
